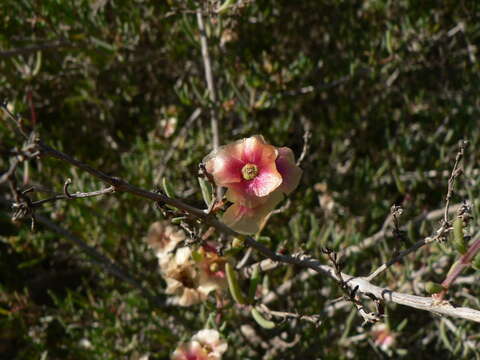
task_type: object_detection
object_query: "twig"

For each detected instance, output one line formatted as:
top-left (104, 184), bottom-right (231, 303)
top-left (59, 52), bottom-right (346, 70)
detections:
top-left (0, 158), bottom-right (19, 185)
top-left (196, 10), bottom-right (221, 200)
top-left (196, 11), bottom-right (219, 151)
top-left (323, 248), bottom-right (382, 325)
top-left (296, 118), bottom-right (311, 167)
top-left (366, 142), bottom-right (466, 281)
top-left (343, 203), bottom-right (462, 258)
top-left (257, 304), bottom-right (322, 326)
top-left (366, 235), bottom-right (439, 281)
top-left (444, 140), bottom-right (466, 223)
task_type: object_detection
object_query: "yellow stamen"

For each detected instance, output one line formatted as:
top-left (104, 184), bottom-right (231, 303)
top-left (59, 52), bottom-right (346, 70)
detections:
top-left (241, 164), bottom-right (259, 180)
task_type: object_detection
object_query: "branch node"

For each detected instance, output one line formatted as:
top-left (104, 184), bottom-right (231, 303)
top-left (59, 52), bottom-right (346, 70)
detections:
top-left (63, 178), bottom-right (74, 198)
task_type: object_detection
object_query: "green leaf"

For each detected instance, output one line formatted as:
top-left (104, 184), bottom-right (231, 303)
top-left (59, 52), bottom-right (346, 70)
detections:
top-left (248, 264), bottom-right (261, 303)
top-left (162, 177), bottom-right (175, 198)
top-left (472, 253), bottom-right (480, 271)
top-left (425, 281), bottom-right (445, 295)
top-left (216, 0), bottom-right (236, 14)
top-left (198, 177), bottom-right (213, 207)
top-left (251, 308), bottom-right (275, 329)
top-left (452, 217), bottom-right (467, 254)
top-left (226, 262), bottom-right (247, 305)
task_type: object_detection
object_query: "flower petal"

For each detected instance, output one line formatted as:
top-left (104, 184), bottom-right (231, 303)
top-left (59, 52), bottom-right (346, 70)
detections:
top-left (222, 192), bottom-right (284, 234)
top-left (241, 135), bottom-right (267, 163)
top-left (203, 139), bottom-right (247, 185)
top-left (225, 168), bottom-right (282, 207)
top-left (276, 147), bottom-right (302, 194)
top-left (249, 170), bottom-right (282, 197)
top-left (225, 183), bottom-right (267, 208)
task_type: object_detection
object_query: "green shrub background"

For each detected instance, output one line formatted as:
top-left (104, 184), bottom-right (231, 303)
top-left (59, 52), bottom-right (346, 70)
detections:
top-left (1, 1), bottom-right (480, 358)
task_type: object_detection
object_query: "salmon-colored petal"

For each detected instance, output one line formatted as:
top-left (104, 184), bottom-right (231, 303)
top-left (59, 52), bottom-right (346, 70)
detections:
top-left (204, 151), bottom-right (244, 186)
top-left (225, 183), bottom-right (268, 208)
top-left (276, 147), bottom-right (302, 194)
top-left (203, 138), bottom-right (251, 185)
top-left (241, 135), bottom-right (267, 163)
top-left (250, 166), bottom-right (282, 197)
top-left (222, 192), bottom-right (284, 234)
top-left (242, 135), bottom-right (278, 168)
top-left (225, 164), bottom-right (282, 206)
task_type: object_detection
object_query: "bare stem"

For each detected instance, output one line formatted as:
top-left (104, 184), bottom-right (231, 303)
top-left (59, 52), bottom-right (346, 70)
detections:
top-left (444, 140), bottom-right (466, 223)
top-left (257, 304), bottom-right (322, 326)
top-left (196, 10), bottom-right (221, 200)
top-left (437, 234), bottom-right (480, 299)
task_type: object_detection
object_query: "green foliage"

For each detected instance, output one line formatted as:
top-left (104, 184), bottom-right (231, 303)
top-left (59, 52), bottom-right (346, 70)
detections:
top-left (1, 0), bottom-right (480, 359)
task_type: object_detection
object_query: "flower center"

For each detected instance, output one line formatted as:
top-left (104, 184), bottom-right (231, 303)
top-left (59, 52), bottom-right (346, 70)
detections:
top-left (241, 164), bottom-right (259, 180)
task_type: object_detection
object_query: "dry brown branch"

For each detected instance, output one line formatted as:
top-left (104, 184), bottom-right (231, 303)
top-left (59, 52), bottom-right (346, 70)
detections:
top-left (256, 304), bottom-right (322, 326)
top-left (196, 10), bottom-right (221, 200)
top-left (343, 203), bottom-right (462, 258)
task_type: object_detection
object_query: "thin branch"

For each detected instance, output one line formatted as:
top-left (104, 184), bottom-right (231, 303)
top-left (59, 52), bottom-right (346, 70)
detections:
top-left (0, 40), bottom-right (73, 58)
top-left (30, 182), bottom-right (116, 207)
top-left (196, 10), bottom-right (221, 200)
top-left (366, 235), bottom-right (440, 281)
top-left (196, 11), bottom-right (219, 151)
top-left (0, 158), bottom-right (19, 185)
top-left (343, 203), bottom-right (462, 258)
top-left (257, 304), bottom-right (322, 326)
top-left (296, 117), bottom-right (311, 167)
top-left (366, 142), bottom-right (466, 281)
top-left (444, 140), bottom-right (466, 223)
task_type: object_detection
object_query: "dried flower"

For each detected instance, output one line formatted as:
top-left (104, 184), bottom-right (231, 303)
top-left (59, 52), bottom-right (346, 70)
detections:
top-left (162, 245), bottom-right (227, 306)
top-left (146, 221), bottom-right (186, 266)
top-left (163, 247), bottom-right (207, 306)
top-left (196, 243), bottom-right (227, 294)
top-left (172, 329), bottom-right (228, 360)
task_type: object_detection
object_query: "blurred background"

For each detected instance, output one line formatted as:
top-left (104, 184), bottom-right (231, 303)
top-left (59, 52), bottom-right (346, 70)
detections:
top-left (1, 0), bottom-right (480, 358)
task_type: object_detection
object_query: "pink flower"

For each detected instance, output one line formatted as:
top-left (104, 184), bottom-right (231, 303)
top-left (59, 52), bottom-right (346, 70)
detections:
top-left (203, 135), bottom-right (302, 234)
top-left (172, 329), bottom-right (228, 360)
top-left (204, 135), bottom-right (283, 207)
top-left (275, 147), bottom-right (302, 195)
top-left (372, 324), bottom-right (396, 351)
